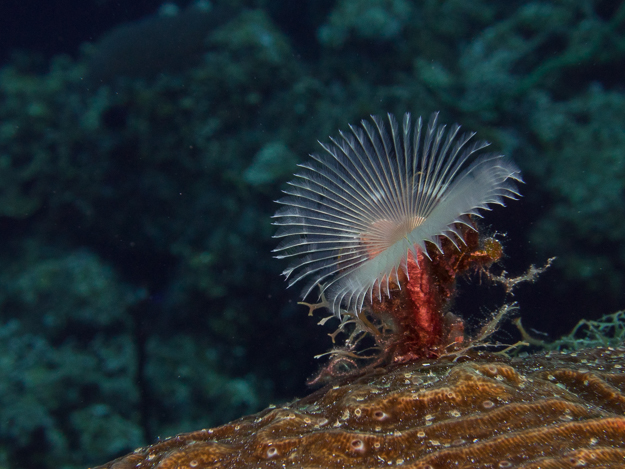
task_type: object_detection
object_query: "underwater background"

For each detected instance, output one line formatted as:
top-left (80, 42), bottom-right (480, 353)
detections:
top-left (0, 0), bottom-right (623, 468)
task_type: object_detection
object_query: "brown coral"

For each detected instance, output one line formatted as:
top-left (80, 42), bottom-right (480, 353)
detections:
top-left (92, 346), bottom-right (625, 469)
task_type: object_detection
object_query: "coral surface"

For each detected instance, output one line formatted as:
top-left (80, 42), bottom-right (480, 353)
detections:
top-left (93, 346), bottom-right (625, 468)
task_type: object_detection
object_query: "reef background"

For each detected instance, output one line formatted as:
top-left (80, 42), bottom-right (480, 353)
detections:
top-left (0, 1), bottom-right (623, 468)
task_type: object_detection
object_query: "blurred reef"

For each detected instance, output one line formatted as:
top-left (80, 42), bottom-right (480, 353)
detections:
top-left (0, 0), bottom-right (624, 468)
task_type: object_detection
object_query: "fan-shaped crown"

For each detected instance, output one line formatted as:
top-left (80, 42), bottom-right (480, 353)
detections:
top-left (273, 112), bottom-right (522, 316)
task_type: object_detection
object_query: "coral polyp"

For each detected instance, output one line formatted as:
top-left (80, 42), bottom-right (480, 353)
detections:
top-left (273, 112), bottom-right (522, 316)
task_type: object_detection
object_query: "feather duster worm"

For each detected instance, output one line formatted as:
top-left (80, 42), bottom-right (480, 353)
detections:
top-left (274, 113), bottom-right (523, 368)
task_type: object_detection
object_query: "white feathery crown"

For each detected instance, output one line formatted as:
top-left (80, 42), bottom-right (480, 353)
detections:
top-left (272, 112), bottom-right (523, 316)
